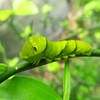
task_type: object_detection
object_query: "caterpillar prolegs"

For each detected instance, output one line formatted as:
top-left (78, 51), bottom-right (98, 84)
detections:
top-left (20, 36), bottom-right (91, 64)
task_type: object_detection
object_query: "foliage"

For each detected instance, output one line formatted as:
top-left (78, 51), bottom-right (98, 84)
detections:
top-left (0, 0), bottom-right (100, 100)
top-left (0, 0), bottom-right (38, 21)
top-left (0, 76), bottom-right (62, 100)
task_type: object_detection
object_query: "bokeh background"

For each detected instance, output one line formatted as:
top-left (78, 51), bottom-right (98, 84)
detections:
top-left (0, 0), bottom-right (100, 99)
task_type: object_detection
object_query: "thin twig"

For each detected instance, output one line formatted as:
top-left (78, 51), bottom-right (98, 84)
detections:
top-left (0, 49), bottom-right (100, 83)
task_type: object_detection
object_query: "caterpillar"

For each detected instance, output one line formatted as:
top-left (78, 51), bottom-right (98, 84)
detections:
top-left (20, 36), bottom-right (91, 64)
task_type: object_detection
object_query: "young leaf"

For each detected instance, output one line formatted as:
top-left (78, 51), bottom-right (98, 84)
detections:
top-left (13, 0), bottom-right (38, 15)
top-left (0, 10), bottom-right (12, 21)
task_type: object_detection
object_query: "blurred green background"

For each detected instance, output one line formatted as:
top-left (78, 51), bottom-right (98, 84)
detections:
top-left (0, 0), bottom-right (100, 100)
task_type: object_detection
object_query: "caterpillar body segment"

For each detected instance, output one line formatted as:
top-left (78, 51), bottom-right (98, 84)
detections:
top-left (20, 36), bottom-right (92, 64)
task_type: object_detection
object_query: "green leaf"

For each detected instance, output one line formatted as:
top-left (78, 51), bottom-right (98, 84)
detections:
top-left (42, 4), bottom-right (52, 14)
top-left (21, 25), bottom-right (32, 38)
top-left (84, 0), bottom-right (100, 16)
top-left (0, 10), bottom-right (12, 21)
top-left (13, 0), bottom-right (38, 15)
top-left (94, 32), bottom-right (100, 39)
top-left (47, 62), bottom-right (60, 73)
top-left (8, 57), bottom-right (19, 67)
top-left (0, 75), bottom-right (62, 100)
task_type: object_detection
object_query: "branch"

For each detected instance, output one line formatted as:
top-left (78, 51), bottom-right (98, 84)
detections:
top-left (91, 49), bottom-right (100, 56)
top-left (0, 49), bottom-right (100, 83)
top-left (0, 61), bottom-right (47, 83)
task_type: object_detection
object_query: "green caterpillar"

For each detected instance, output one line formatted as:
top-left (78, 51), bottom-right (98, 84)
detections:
top-left (20, 36), bottom-right (91, 64)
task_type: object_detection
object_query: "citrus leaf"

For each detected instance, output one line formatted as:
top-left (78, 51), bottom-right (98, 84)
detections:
top-left (42, 4), bottom-right (52, 14)
top-left (0, 10), bottom-right (12, 21)
top-left (47, 62), bottom-right (60, 73)
top-left (0, 75), bottom-right (62, 100)
top-left (13, 0), bottom-right (38, 15)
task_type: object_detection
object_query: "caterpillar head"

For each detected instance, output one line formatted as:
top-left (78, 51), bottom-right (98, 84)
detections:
top-left (20, 36), bottom-right (46, 61)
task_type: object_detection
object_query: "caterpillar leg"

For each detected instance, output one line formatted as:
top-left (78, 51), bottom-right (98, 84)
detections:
top-left (54, 57), bottom-right (62, 61)
top-left (62, 56), bottom-right (68, 59)
top-left (46, 59), bottom-right (52, 63)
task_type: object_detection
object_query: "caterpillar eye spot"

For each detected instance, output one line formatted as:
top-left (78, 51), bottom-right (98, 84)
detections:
top-left (33, 47), bottom-right (37, 51)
